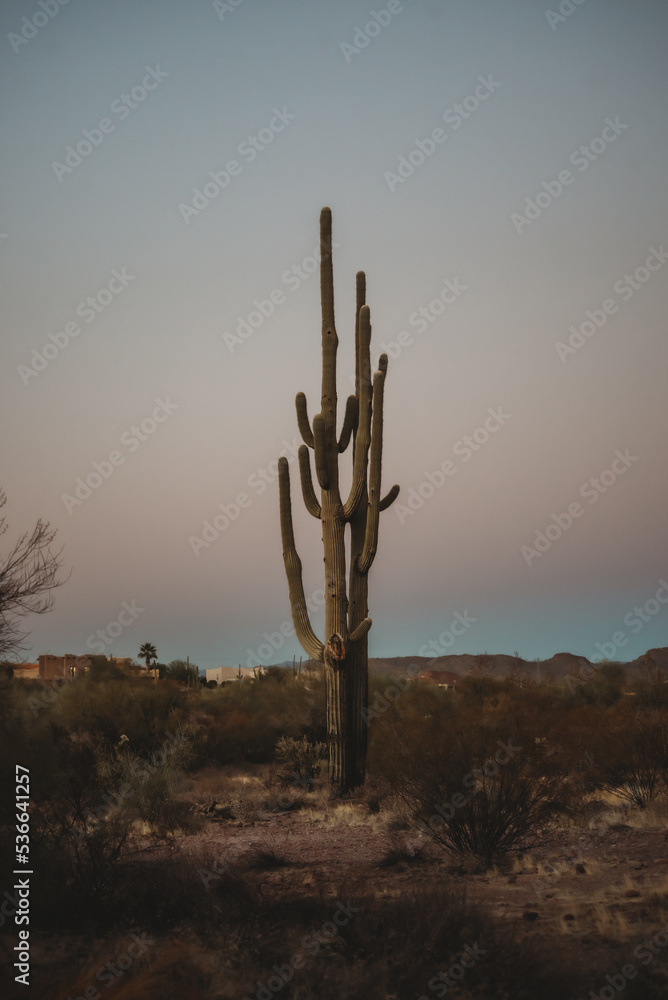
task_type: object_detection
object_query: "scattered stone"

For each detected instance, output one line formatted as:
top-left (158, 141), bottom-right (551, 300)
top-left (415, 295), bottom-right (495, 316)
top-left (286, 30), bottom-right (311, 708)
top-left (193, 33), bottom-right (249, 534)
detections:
top-left (575, 863), bottom-right (587, 874)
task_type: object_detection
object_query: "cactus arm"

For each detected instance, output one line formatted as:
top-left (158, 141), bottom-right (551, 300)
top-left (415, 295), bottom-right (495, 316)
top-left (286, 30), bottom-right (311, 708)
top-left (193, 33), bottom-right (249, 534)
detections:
top-left (320, 208), bottom-right (339, 486)
top-left (278, 457), bottom-right (325, 661)
top-left (298, 445), bottom-right (321, 518)
top-left (354, 271), bottom-right (366, 400)
top-left (313, 414), bottom-right (330, 490)
top-left (338, 395), bottom-right (358, 452)
top-left (379, 484), bottom-right (400, 511)
top-left (342, 304), bottom-right (373, 520)
top-left (356, 355), bottom-right (388, 575)
top-left (296, 392), bottom-right (314, 449)
top-left (349, 617), bottom-right (372, 642)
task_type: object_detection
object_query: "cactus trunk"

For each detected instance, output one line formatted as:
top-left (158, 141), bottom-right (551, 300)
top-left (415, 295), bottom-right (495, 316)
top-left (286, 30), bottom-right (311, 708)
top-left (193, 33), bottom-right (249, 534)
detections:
top-left (278, 208), bottom-right (399, 795)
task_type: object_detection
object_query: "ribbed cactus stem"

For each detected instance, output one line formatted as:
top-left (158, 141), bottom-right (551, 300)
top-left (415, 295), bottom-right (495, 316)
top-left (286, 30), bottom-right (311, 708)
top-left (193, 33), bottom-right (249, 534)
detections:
top-left (357, 358), bottom-right (387, 575)
top-left (295, 392), bottom-right (314, 449)
top-left (298, 445), bottom-right (321, 518)
top-left (278, 209), bottom-right (400, 794)
top-left (278, 457), bottom-right (324, 662)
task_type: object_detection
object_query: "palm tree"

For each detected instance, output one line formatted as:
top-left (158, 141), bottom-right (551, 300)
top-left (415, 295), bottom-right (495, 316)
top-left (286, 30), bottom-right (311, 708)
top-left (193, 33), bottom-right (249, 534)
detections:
top-left (138, 642), bottom-right (158, 680)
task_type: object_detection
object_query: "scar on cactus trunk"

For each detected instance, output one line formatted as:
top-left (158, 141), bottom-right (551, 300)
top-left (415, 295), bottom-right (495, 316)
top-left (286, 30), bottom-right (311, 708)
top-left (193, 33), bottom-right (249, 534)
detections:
top-left (278, 207), bottom-right (400, 795)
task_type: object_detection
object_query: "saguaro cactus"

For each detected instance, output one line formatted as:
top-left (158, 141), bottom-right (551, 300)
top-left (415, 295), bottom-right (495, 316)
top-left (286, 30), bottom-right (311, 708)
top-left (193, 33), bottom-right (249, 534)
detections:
top-left (278, 207), bottom-right (399, 794)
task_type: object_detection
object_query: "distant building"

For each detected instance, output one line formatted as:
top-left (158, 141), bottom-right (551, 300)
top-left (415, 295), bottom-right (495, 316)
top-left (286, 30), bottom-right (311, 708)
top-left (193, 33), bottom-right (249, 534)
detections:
top-left (205, 665), bottom-right (257, 685)
top-left (37, 654), bottom-right (134, 679)
top-left (38, 653), bottom-right (81, 679)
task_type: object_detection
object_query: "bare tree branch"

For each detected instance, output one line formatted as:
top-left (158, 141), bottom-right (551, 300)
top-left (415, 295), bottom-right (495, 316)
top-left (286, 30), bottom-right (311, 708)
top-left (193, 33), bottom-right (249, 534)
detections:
top-left (0, 489), bottom-right (68, 660)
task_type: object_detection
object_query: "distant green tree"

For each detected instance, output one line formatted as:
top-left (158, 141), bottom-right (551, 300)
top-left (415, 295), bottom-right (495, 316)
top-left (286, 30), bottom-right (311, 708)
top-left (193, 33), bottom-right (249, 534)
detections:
top-left (166, 659), bottom-right (199, 685)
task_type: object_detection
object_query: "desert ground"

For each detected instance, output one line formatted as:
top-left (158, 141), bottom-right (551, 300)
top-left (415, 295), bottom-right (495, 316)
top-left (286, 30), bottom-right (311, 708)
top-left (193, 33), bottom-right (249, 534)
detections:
top-left (3, 658), bottom-right (668, 999)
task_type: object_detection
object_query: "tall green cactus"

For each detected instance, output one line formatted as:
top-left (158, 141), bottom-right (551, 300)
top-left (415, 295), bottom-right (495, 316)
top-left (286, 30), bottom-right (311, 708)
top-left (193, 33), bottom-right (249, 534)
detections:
top-left (278, 207), bottom-right (399, 793)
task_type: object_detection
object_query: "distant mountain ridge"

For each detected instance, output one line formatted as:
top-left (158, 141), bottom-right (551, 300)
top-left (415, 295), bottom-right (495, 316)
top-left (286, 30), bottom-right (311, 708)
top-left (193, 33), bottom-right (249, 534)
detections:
top-left (365, 647), bottom-right (668, 680)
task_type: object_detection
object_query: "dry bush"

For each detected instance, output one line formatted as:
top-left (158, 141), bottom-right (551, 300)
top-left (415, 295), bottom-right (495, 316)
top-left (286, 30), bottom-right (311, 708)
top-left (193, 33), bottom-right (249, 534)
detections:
top-left (191, 671), bottom-right (326, 765)
top-left (275, 734), bottom-right (327, 789)
top-left (369, 682), bottom-right (571, 865)
top-left (578, 706), bottom-right (668, 808)
top-left (50, 672), bottom-right (190, 755)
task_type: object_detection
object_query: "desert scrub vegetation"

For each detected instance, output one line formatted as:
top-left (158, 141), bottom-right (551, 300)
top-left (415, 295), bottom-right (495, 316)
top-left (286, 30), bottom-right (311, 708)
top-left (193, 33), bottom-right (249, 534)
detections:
top-left (275, 734), bottom-right (328, 789)
top-left (31, 871), bottom-right (588, 1000)
top-left (367, 670), bottom-right (668, 865)
top-left (190, 667), bottom-right (326, 765)
top-left (369, 683), bottom-right (570, 865)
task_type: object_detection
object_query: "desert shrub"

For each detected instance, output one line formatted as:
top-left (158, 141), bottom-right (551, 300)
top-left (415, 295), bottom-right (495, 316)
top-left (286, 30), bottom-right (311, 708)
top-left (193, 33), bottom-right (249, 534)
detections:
top-left (584, 708), bottom-right (668, 808)
top-left (275, 735), bottom-right (327, 789)
top-left (594, 662), bottom-right (627, 701)
top-left (632, 668), bottom-right (668, 708)
top-left (95, 728), bottom-right (200, 835)
top-left (87, 654), bottom-right (127, 682)
top-left (165, 658), bottom-right (200, 684)
top-left (370, 691), bottom-right (570, 864)
top-left (456, 671), bottom-right (518, 706)
top-left (49, 672), bottom-right (190, 755)
top-left (192, 671), bottom-right (326, 765)
top-left (561, 661), bottom-right (627, 707)
top-left (22, 721), bottom-right (201, 929)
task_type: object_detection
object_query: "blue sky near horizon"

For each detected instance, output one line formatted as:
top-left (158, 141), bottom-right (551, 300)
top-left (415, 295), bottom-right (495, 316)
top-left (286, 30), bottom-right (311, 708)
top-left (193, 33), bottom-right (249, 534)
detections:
top-left (1, 0), bottom-right (667, 670)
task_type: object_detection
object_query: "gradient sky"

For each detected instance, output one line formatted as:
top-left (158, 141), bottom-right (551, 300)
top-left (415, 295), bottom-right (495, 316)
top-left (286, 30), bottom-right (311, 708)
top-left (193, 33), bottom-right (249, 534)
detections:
top-left (1, 0), bottom-right (667, 670)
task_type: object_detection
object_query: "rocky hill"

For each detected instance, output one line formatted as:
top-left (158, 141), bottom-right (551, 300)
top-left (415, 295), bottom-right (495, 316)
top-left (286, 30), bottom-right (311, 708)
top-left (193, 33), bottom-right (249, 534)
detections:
top-left (367, 647), bottom-right (668, 680)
